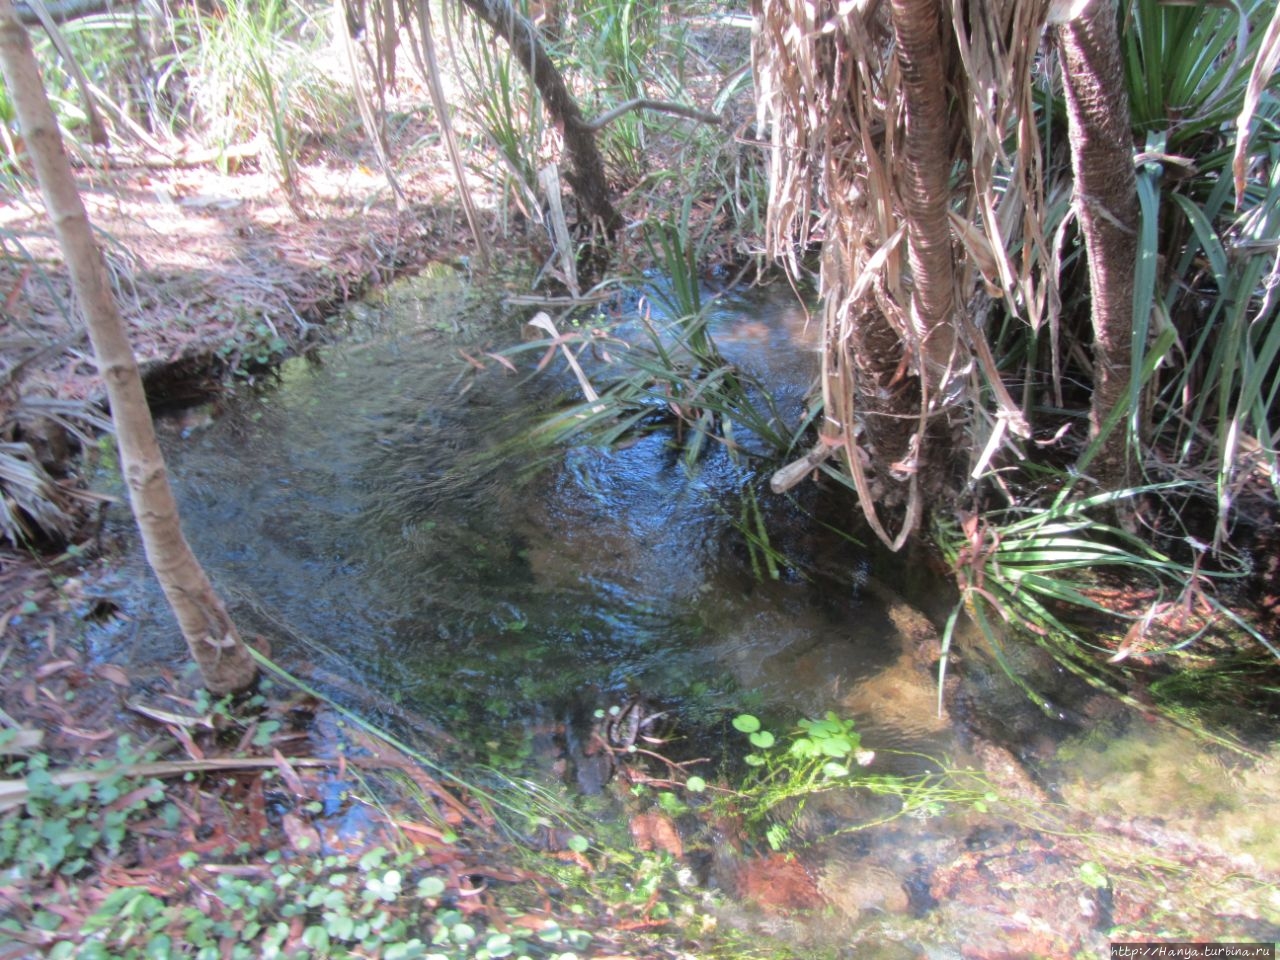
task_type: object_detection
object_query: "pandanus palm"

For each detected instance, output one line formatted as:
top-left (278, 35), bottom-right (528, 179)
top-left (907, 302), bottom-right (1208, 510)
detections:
top-left (757, 0), bottom-right (1279, 543)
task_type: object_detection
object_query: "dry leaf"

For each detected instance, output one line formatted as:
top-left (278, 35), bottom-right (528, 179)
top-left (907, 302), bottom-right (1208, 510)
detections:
top-left (281, 812), bottom-right (322, 854)
top-left (94, 663), bottom-right (131, 686)
top-left (271, 749), bottom-right (308, 798)
top-left (35, 659), bottom-right (76, 679)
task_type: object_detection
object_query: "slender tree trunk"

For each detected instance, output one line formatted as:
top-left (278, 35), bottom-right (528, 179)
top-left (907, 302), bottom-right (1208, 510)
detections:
top-left (0, 0), bottom-right (257, 694)
top-left (1056, 0), bottom-right (1138, 486)
top-left (454, 0), bottom-right (620, 236)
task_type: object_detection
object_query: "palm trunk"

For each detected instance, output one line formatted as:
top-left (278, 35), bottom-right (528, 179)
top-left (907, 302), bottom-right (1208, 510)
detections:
top-left (754, 0), bottom-right (973, 546)
top-left (889, 0), bottom-right (960, 394)
top-left (1056, 0), bottom-right (1138, 486)
top-left (0, 0), bottom-right (257, 694)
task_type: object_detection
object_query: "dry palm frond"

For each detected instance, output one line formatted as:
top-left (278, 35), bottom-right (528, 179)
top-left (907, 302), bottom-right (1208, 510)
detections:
top-left (0, 440), bottom-right (75, 543)
top-left (334, 0), bottom-right (408, 211)
top-left (1231, 0), bottom-right (1279, 209)
top-left (5, 394), bottom-right (111, 444)
top-left (0, 394), bottom-right (112, 545)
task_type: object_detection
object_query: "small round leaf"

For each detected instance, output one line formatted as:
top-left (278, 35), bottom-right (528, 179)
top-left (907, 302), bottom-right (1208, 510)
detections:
top-left (416, 876), bottom-right (445, 898)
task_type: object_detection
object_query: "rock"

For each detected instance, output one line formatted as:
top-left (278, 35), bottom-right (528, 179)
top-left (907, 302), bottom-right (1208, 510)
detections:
top-left (818, 854), bottom-right (910, 921)
top-left (729, 852), bottom-right (825, 912)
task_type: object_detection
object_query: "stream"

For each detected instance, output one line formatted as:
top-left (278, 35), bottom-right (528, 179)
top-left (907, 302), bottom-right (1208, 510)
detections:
top-left (97, 267), bottom-right (1280, 956)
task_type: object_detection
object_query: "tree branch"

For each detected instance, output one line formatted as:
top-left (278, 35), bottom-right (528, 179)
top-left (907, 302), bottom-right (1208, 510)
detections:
top-left (13, 0), bottom-right (127, 25)
top-left (583, 98), bottom-right (723, 133)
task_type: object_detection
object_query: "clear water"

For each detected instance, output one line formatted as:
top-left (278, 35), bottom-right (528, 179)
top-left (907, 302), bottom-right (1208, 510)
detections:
top-left (98, 266), bottom-right (1280, 951)
top-left (105, 269), bottom-right (944, 762)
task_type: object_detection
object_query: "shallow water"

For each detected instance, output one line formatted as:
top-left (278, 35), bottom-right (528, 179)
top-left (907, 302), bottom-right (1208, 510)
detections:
top-left (112, 272), bottom-right (935, 749)
top-left (102, 267), bottom-right (1280, 953)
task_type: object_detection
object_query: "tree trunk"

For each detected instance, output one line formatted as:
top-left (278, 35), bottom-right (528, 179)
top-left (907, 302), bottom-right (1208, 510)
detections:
top-left (454, 0), bottom-right (620, 237)
top-left (889, 0), bottom-right (960, 396)
top-left (754, 0), bottom-right (975, 547)
top-left (0, 0), bottom-right (257, 695)
top-left (1056, 0), bottom-right (1138, 486)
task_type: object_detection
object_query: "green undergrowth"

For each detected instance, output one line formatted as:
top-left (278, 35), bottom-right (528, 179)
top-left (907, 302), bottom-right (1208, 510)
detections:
top-left (0, 736), bottom-right (166, 883)
top-left (23, 845), bottom-right (595, 960)
top-left (933, 482), bottom-right (1277, 754)
top-left (0, 654), bottom-right (617, 959)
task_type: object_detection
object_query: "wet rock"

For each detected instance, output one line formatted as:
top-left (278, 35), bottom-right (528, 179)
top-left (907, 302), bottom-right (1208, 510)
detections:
top-left (630, 811), bottom-right (684, 858)
top-left (963, 738), bottom-right (1052, 806)
top-left (880, 591), bottom-right (945, 669)
top-left (838, 653), bottom-right (949, 738)
top-left (573, 749), bottom-right (613, 795)
top-left (784, 785), bottom-right (897, 845)
top-left (901, 866), bottom-right (938, 916)
top-left (728, 852), bottom-right (825, 912)
top-left (817, 853), bottom-right (910, 921)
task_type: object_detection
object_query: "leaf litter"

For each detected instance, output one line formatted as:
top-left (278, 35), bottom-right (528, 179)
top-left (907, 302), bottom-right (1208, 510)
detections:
top-left (0, 619), bottom-right (679, 958)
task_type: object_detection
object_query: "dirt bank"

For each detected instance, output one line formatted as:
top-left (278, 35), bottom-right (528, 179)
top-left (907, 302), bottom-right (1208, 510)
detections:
top-left (2, 134), bottom-right (481, 408)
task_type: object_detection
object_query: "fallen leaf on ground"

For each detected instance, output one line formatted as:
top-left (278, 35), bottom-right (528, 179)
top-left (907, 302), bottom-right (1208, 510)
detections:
top-left (0, 727), bottom-right (43, 754)
top-left (94, 664), bottom-right (130, 686)
top-left (36, 659), bottom-right (76, 679)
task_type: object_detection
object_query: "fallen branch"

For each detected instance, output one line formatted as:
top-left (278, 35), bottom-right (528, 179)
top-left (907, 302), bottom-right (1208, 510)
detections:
top-left (505, 292), bottom-right (612, 308)
top-left (769, 441), bottom-right (839, 494)
top-left (13, 0), bottom-right (122, 25)
top-left (70, 141), bottom-right (261, 171)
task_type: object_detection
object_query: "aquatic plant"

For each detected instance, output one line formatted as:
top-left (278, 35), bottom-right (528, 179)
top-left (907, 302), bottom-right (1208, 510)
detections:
top-left (720, 712), bottom-right (1003, 852)
top-left (512, 298), bottom-right (798, 466)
